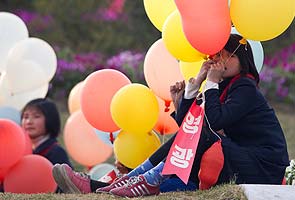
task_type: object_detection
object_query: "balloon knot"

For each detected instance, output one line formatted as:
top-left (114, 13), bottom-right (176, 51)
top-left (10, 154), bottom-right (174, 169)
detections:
top-left (164, 100), bottom-right (171, 112)
top-left (239, 38), bottom-right (247, 45)
top-left (109, 132), bottom-right (114, 144)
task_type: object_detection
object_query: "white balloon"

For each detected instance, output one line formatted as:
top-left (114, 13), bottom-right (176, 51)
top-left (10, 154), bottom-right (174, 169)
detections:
top-left (5, 60), bottom-right (48, 93)
top-left (0, 74), bottom-right (48, 110)
top-left (231, 27), bottom-right (264, 72)
top-left (6, 37), bottom-right (57, 81)
top-left (0, 12), bottom-right (29, 72)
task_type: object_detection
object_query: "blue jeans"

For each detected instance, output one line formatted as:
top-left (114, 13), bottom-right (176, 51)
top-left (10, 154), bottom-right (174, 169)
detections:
top-left (160, 177), bottom-right (197, 192)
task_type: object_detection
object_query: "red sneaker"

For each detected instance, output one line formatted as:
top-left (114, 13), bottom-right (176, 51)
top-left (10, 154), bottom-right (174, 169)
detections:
top-left (110, 175), bottom-right (160, 198)
top-left (52, 164), bottom-right (91, 193)
top-left (96, 175), bottom-right (130, 193)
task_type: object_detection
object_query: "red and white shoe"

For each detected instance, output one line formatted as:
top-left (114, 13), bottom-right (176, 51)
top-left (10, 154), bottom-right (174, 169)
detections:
top-left (52, 164), bottom-right (91, 194)
top-left (110, 175), bottom-right (160, 198)
top-left (96, 175), bottom-right (130, 193)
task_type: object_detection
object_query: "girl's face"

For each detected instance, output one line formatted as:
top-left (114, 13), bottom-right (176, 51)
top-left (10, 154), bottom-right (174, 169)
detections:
top-left (211, 49), bottom-right (241, 78)
top-left (21, 107), bottom-right (47, 140)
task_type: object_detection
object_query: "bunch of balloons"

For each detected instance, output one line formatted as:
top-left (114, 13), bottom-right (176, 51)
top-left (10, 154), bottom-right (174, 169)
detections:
top-left (0, 12), bottom-right (57, 110)
top-left (143, 0), bottom-right (295, 83)
top-left (66, 69), bottom-right (162, 169)
top-left (0, 119), bottom-right (56, 193)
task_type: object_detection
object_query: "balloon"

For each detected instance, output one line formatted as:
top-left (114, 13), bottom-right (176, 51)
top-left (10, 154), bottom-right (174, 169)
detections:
top-left (0, 119), bottom-right (25, 168)
top-left (175, 0), bottom-right (231, 55)
top-left (153, 96), bottom-right (178, 135)
top-left (5, 37), bottom-right (57, 82)
top-left (143, 0), bottom-right (176, 31)
top-left (68, 81), bottom-right (83, 114)
top-left (162, 10), bottom-right (206, 62)
top-left (114, 130), bottom-right (161, 169)
top-left (0, 12), bottom-right (29, 72)
top-left (88, 163), bottom-right (117, 181)
top-left (144, 39), bottom-right (184, 103)
top-left (231, 27), bottom-right (264, 72)
top-left (94, 129), bottom-right (120, 147)
top-left (5, 60), bottom-right (48, 94)
top-left (23, 132), bottom-right (32, 156)
top-left (179, 60), bottom-right (205, 81)
top-left (154, 113), bottom-right (179, 135)
top-left (0, 106), bottom-right (21, 124)
top-left (4, 155), bottom-right (57, 193)
top-left (0, 167), bottom-right (10, 182)
top-left (80, 69), bottom-right (131, 132)
top-left (111, 84), bottom-right (159, 134)
top-left (230, 0), bottom-right (295, 41)
top-left (64, 111), bottom-right (113, 167)
top-left (0, 75), bottom-right (48, 110)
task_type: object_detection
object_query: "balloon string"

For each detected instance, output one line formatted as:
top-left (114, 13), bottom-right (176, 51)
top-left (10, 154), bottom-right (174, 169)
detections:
top-left (109, 132), bottom-right (114, 144)
top-left (164, 100), bottom-right (171, 112)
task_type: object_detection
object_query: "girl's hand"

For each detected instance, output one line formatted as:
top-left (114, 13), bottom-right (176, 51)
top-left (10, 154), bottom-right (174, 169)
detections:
top-left (195, 60), bottom-right (215, 85)
top-left (207, 61), bottom-right (226, 83)
top-left (170, 80), bottom-right (185, 110)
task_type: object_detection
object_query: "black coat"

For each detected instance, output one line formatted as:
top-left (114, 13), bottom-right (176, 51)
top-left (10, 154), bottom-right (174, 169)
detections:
top-left (33, 137), bottom-right (72, 167)
top-left (175, 76), bottom-right (289, 184)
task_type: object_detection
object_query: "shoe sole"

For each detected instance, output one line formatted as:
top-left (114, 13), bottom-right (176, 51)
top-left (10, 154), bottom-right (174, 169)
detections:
top-left (52, 164), bottom-right (81, 194)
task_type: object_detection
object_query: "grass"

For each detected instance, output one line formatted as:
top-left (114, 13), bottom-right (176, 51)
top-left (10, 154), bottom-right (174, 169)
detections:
top-left (0, 184), bottom-right (247, 200)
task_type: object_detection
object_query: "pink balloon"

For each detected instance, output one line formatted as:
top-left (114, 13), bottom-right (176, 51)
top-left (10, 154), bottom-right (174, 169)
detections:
top-left (175, 0), bottom-right (231, 55)
top-left (64, 111), bottom-right (113, 167)
top-left (0, 167), bottom-right (10, 182)
top-left (80, 69), bottom-right (131, 132)
top-left (0, 119), bottom-right (25, 168)
top-left (144, 39), bottom-right (184, 104)
top-left (4, 155), bottom-right (57, 193)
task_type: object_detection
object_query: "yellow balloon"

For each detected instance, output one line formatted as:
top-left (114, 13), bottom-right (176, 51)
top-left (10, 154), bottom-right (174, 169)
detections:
top-left (162, 11), bottom-right (206, 62)
top-left (230, 0), bottom-right (295, 41)
top-left (114, 130), bottom-right (161, 169)
top-left (143, 0), bottom-right (176, 31)
top-left (111, 83), bottom-right (159, 133)
top-left (179, 60), bottom-right (205, 81)
top-left (68, 81), bottom-right (84, 114)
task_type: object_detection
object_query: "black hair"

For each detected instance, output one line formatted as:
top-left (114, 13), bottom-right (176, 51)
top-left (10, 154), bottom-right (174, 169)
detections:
top-left (21, 98), bottom-right (61, 138)
top-left (224, 34), bottom-right (260, 84)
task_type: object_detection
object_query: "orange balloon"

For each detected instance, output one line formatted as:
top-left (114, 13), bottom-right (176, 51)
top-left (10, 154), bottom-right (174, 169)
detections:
top-left (68, 81), bottom-right (84, 114)
top-left (154, 112), bottom-right (179, 135)
top-left (0, 119), bottom-right (25, 168)
top-left (175, 0), bottom-right (231, 55)
top-left (80, 69), bottom-right (131, 132)
top-left (153, 95), bottom-right (178, 135)
top-left (144, 39), bottom-right (184, 102)
top-left (4, 155), bottom-right (57, 193)
top-left (64, 111), bottom-right (113, 167)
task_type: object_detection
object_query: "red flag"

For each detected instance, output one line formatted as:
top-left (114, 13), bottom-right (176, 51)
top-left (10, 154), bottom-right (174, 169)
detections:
top-left (162, 100), bottom-right (204, 184)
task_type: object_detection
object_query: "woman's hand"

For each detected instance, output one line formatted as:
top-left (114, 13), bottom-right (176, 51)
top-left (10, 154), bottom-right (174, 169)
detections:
top-left (195, 60), bottom-right (215, 85)
top-left (170, 80), bottom-right (185, 110)
top-left (207, 61), bottom-right (226, 83)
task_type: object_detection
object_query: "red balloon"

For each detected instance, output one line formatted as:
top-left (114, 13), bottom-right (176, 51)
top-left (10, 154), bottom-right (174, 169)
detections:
top-left (4, 155), bottom-right (57, 193)
top-left (175, 0), bottom-right (231, 55)
top-left (80, 69), bottom-right (131, 132)
top-left (0, 119), bottom-right (25, 168)
top-left (23, 132), bottom-right (32, 155)
top-left (0, 167), bottom-right (10, 182)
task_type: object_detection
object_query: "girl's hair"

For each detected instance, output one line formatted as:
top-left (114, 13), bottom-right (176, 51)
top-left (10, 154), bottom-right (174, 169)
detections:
top-left (21, 98), bottom-right (61, 138)
top-left (224, 34), bottom-right (260, 84)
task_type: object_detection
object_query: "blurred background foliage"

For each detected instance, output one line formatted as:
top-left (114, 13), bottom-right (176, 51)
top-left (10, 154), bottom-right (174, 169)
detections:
top-left (0, 0), bottom-right (294, 107)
